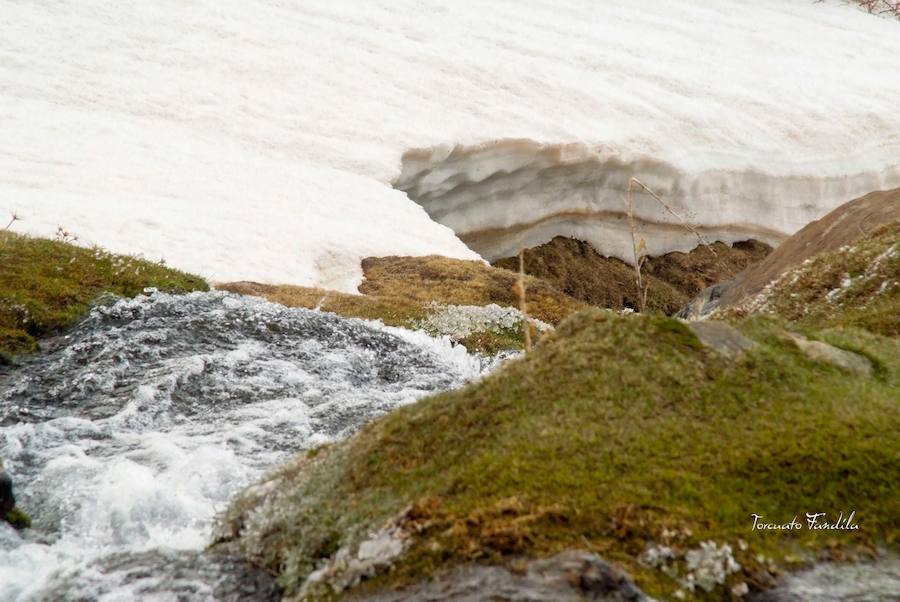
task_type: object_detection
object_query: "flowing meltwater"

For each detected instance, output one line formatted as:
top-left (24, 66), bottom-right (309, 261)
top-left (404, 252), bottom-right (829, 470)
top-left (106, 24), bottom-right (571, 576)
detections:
top-left (0, 291), bottom-right (496, 600)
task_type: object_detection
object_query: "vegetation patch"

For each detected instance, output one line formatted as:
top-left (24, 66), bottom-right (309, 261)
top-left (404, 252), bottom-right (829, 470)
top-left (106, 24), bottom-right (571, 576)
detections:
top-left (713, 188), bottom-right (900, 311)
top-left (216, 308), bottom-right (899, 600)
top-left (220, 255), bottom-right (584, 353)
top-left (721, 221), bottom-right (899, 336)
top-left (0, 230), bottom-right (208, 360)
top-left (5, 506), bottom-right (31, 530)
top-left (492, 237), bottom-right (770, 314)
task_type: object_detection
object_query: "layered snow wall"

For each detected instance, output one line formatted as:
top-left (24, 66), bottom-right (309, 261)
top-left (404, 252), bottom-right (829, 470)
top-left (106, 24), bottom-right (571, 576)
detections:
top-left (395, 140), bottom-right (900, 263)
top-left (3, 0), bottom-right (900, 291)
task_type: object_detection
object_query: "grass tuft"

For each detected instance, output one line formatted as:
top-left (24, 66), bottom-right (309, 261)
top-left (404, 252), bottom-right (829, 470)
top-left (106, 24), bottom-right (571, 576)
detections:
top-left (0, 230), bottom-right (208, 358)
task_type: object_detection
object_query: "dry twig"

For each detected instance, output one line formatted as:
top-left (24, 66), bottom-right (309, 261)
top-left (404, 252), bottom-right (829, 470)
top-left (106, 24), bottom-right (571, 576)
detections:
top-left (3, 210), bottom-right (21, 231)
top-left (623, 177), bottom-right (717, 313)
top-left (515, 245), bottom-right (533, 352)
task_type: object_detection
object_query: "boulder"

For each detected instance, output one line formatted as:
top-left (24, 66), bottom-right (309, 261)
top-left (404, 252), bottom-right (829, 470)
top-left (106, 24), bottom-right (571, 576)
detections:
top-left (687, 321), bottom-right (755, 359)
top-left (785, 334), bottom-right (873, 377)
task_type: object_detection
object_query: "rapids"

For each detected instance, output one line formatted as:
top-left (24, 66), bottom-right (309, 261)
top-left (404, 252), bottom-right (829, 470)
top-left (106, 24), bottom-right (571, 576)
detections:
top-left (0, 291), bottom-right (490, 600)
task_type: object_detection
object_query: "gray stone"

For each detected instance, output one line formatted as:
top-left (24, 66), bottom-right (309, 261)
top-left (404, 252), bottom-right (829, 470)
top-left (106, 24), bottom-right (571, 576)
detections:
top-left (785, 334), bottom-right (873, 377)
top-left (687, 320), bottom-right (755, 359)
top-left (343, 550), bottom-right (649, 602)
top-left (676, 282), bottom-right (730, 321)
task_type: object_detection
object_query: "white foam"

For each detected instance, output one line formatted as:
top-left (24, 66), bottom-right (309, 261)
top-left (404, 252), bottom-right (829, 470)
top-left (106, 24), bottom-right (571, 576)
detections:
top-left (0, 292), bottom-right (495, 600)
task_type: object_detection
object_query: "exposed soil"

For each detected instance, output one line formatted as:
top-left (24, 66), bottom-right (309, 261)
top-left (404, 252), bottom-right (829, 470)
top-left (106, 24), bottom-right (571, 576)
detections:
top-left (492, 237), bottom-right (771, 314)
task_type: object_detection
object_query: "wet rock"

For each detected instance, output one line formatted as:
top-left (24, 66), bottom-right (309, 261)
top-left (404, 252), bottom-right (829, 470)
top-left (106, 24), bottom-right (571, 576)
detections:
top-left (747, 553), bottom-right (900, 602)
top-left (676, 281), bottom-right (730, 320)
top-left (33, 549), bottom-right (281, 602)
top-left (343, 551), bottom-right (648, 602)
top-left (301, 521), bottom-right (409, 598)
top-left (785, 333), bottom-right (873, 377)
top-left (0, 466), bottom-right (14, 517)
top-left (687, 320), bottom-right (755, 359)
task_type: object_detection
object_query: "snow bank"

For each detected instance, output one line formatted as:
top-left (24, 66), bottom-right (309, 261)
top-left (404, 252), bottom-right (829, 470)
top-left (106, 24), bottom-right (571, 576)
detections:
top-left (2, 0), bottom-right (899, 290)
top-left (396, 140), bottom-right (898, 263)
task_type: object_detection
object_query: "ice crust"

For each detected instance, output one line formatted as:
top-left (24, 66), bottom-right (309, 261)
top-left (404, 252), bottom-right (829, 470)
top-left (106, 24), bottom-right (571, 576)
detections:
top-left (3, 0), bottom-right (900, 288)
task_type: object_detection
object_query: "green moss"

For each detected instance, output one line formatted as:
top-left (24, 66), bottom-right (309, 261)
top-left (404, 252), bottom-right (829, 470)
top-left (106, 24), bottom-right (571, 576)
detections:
top-left (5, 507), bottom-right (31, 530)
top-left (0, 230), bottom-right (208, 358)
top-left (220, 309), bottom-right (900, 599)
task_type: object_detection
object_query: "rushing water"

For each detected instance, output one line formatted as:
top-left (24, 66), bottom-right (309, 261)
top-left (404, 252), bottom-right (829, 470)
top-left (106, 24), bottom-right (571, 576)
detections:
top-left (0, 291), bottom-right (492, 600)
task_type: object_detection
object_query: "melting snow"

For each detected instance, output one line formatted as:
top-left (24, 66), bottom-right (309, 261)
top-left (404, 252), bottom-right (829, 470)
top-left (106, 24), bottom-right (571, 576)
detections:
top-left (3, 1), bottom-right (900, 289)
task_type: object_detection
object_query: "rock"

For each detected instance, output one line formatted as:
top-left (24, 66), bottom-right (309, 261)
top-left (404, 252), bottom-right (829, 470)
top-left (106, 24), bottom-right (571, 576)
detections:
top-left (34, 549), bottom-right (282, 602)
top-left (0, 461), bottom-right (31, 529)
top-left (687, 320), bottom-right (755, 359)
top-left (677, 282), bottom-right (731, 320)
top-left (343, 550), bottom-right (649, 602)
top-left (299, 524), bottom-right (409, 598)
top-left (0, 467), bottom-right (15, 517)
top-left (747, 553), bottom-right (900, 602)
top-left (357, 530), bottom-right (406, 564)
top-left (785, 333), bottom-right (873, 377)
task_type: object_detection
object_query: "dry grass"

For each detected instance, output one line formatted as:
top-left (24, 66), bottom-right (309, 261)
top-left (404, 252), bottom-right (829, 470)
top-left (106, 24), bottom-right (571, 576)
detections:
top-left (217, 281), bottom-right (425, 328)
top-left (513, 247), bottom-right (533, 351)
top-left (3, 211), bottom-right (20, 231)
top-left (219, 255), bottom-right (585, 352)
top-left (357, 255), bottom-right (583, 325)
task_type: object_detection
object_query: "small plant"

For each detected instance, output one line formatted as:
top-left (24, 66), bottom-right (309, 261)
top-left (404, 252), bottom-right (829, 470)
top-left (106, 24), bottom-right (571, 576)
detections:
top-left (623, 178), bottom-right (716, 313)
top-left (54, 226), bottom-right (79, 244)
top-left (849, 0), bottom-right (900, 18)
top-left (3, 210), bottom-right (20, 231)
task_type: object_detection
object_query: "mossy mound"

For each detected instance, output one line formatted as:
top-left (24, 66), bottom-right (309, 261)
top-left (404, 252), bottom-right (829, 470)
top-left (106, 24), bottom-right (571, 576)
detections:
top-left (221, 255), bottom-right (585, 353)
top-left (492, 237), bottom-right (771, 314)
top-left (723, 221), bottom-right (899, 336)
top-left (217, 307), bottom-right (899, 600)
top-left (0, 230), bottom-right (208, 360)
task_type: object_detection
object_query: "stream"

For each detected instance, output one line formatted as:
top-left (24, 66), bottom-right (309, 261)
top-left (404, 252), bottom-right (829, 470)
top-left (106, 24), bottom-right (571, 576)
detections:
top-left (0, 291), bottom-right (493, 600)
top-left (0, 290), bottom-right (897, 601)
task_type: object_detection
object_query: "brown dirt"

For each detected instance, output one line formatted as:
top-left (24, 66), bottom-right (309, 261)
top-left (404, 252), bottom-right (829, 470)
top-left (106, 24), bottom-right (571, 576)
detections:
top-left (219, 255), bottom-right (585, 327)
top-left (716, 187), bottom-right (900, 310)
top-left (492, 237), bottom-right (771, 314)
